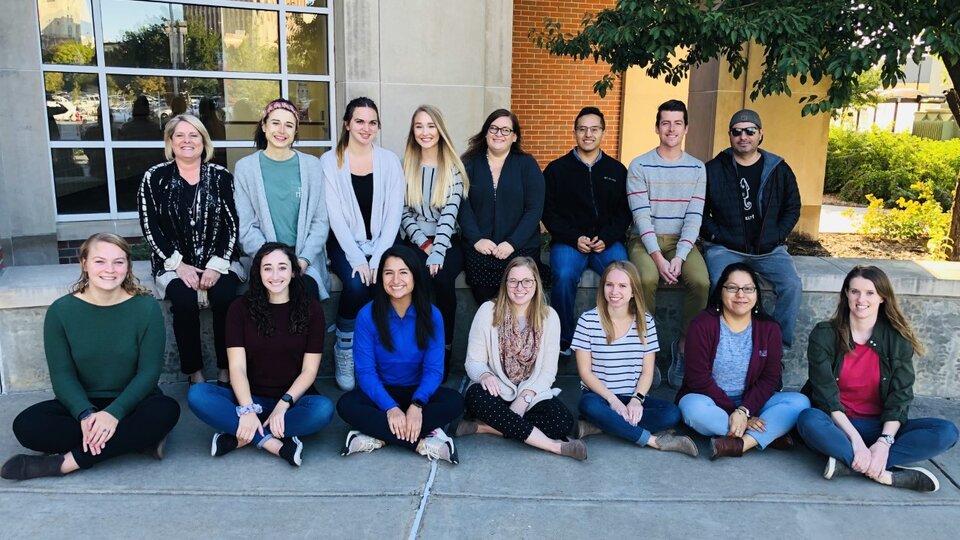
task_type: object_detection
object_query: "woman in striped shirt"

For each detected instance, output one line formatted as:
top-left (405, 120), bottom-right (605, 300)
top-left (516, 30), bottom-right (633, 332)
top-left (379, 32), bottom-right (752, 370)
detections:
top-left (573, 260), bottom-right (697, 456)
top-left (400, 105), bottom-right (469, 380)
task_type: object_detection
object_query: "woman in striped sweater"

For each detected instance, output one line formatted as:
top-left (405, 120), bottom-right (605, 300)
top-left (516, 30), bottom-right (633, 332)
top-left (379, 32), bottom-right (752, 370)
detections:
top-left (400, 105), bottom-right (469, 380)
top-left (573, 260), bottom-right (697, 456)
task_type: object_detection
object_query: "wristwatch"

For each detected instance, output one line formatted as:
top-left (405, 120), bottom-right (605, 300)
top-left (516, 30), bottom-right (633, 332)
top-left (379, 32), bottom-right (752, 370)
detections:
top-left (632, 392), bottom-right (646, 405)
top-left (411, 398), bottom-right (426, 409)
top-left (280, 393), bottom-right (295, 408)
top-left (523, 394), bottom-right (533, 404)
top-left (879, 434), bottom-right (895, 445)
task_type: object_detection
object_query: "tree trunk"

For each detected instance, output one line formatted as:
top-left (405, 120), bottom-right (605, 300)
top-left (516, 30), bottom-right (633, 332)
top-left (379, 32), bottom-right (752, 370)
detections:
top-left (944, 59), bottom-right (960, 261)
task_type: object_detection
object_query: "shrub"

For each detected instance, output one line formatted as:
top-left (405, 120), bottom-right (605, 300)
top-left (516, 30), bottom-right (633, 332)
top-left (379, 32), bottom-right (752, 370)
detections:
top-left (825, 127), bottom-right (960, 210)
top-left (849, 181), bottom-right (953, 260)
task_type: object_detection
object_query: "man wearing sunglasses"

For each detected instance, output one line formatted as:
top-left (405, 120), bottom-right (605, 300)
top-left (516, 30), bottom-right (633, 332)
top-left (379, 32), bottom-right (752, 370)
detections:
top-left (701, 109), bottom-right (802, 350)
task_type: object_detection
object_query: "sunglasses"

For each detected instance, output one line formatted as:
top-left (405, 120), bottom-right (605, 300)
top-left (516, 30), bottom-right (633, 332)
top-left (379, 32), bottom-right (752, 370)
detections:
top-left (729, 127), bottom-right (759, 137)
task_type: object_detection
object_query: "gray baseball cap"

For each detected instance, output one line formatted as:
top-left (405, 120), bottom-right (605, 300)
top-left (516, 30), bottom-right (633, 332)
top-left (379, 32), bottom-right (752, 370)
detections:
top-left (729, 109), bottom-right (762, 129)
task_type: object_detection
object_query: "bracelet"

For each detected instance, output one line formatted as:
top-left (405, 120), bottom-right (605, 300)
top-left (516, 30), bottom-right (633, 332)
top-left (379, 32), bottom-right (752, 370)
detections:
top-left (77, 407), bottom-right (98, 421)
top-left (235, 403), bottom-right (263, 417)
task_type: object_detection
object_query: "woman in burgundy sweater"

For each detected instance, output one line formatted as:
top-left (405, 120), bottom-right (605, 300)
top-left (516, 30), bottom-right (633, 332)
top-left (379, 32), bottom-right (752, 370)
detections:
top-left (676, 262), bottom-right (809, 459)
top-left (187, 242), bottom-right (334, 467)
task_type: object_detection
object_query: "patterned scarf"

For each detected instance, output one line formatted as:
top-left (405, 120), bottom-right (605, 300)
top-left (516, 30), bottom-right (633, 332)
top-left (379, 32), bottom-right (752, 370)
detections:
top-left (498, 308), bottom-right (541, 384)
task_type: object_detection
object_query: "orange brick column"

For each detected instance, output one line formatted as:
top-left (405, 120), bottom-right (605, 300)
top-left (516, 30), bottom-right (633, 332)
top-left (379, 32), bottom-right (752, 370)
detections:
top-left (512, 1), bottom-right (623, 165)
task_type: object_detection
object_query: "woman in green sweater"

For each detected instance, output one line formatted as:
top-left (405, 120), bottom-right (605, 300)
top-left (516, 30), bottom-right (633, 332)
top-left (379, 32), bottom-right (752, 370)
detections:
top-left (1, 233), bottom-right (180, 480)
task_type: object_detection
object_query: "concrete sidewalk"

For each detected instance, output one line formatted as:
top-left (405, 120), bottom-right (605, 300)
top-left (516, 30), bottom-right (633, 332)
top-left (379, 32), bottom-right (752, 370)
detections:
top-left (1, 376), bottom-right (957, 539)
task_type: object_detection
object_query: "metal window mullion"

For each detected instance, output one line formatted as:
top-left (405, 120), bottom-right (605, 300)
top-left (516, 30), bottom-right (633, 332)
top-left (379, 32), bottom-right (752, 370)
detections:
top-left (41, 64), bottom-right (100, 74)
top-left (279, 2), bottom-right (289, 101)
top-left (90, 0), bottom-right (120, 215)
top-left (101, 66), bottom-right (285, 80)
top-left (326, 1), bottom-right (336, 148)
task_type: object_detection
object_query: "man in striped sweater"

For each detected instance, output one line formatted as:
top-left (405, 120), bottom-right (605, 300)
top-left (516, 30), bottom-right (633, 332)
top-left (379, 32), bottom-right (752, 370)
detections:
top-left (626, 99), bottom-right (709, 389)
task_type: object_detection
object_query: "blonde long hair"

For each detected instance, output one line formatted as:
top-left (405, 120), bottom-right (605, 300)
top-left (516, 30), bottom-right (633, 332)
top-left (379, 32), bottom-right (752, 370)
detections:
top-left (492, 257), bottom-right (548, 335)
top-left (70, 233), bottom-right (150, 296)
top-left (402, 105), bottom-right (469, 208)
top-left (596, 260), bottom-right (647, 344)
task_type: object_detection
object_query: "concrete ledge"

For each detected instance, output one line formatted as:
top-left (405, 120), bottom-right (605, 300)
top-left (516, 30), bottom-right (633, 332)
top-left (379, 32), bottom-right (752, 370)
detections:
top-left (3, 257), bottom-right (960, 396)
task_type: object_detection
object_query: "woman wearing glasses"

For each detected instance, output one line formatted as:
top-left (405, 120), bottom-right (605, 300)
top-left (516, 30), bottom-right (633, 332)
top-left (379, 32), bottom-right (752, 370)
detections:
top-left (677, 262), bottom-right (809, 459)
top-left (458, 109), bottom-right (545, 303)
top-left (457, 257), bottom-right (584, 460)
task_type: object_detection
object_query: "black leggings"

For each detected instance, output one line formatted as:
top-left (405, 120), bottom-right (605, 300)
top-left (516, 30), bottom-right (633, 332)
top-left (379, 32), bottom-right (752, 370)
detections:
top-left (337, 385), bottom-right (464, 451)
top-left (165, 271), bottom-right (240, 374)
top-left (408, 241), bottom-right (464, 347)
top-left (464, 383), bottom-right (573, 441)
top-left (12, 394), bottom-right (180, 469)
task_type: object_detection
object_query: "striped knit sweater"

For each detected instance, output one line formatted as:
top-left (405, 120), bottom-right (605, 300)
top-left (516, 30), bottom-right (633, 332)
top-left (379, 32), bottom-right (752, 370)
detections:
top-left (626, 149), bottom-right (706, 260)
top-left (400, 165), bottom-right (465, 266)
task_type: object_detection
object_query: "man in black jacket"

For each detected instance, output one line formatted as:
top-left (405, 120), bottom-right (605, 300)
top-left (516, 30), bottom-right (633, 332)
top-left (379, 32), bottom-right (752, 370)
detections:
top-left (701, 109), bottom-right (802, 348)
top-left (543, 107), bottom-right (631, 354)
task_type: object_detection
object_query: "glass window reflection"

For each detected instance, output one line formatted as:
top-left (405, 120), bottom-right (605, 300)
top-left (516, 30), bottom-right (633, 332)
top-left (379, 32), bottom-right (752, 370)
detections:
top-left (287, 13), bottom-right (328, 75)
top-left (38, 0), bottom-right (97, 66)
top-left (106, 75), bottom-right (279, 141)
top-left (53, 148), bottom-right (109, 214)
top-left (287, 80), bottom-right (330, 140)
top-left (101, 0), bottom-right (280, 73)
top-left (113, 147), bottom-right (167, 212)
top-left (44, 72), bottom-right (102, 141)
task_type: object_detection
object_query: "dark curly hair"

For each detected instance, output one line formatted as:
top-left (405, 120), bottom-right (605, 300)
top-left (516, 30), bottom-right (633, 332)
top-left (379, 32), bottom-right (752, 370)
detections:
top-left (461, 108), bottom-right (526, 163)
top-left (372, 245), bottom-right (435, 352)
top-left (244, 242), bottom-right (310, 336)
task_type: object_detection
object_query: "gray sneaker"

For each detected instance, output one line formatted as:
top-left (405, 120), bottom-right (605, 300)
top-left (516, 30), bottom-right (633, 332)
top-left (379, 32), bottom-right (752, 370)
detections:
top-left (823, 456), bottom-right (851, 480)
top-left (334, 346), bottom-right (355, 391)
top-left (890, 466), bottom-right (940, 493)
top-left (341, 430), bottom-right (384, 456)
top-left (650, 363), bottom-right (662, 389)
top-left (667, 338), bottom-right (685, 389)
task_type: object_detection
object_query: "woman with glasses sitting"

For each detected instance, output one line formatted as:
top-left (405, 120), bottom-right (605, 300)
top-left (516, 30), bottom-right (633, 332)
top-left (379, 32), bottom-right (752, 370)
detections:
top-left (458, 109), bottom-right (545, 303)
top-left (676, 262), bottom-right (809, 459)
top-left (457, 257), bottom-right (585, 460)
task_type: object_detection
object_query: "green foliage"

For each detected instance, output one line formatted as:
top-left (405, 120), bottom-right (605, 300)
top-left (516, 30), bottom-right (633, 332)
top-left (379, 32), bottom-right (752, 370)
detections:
top-left (851, 182), bottom-right (953, 260)
top-left (825, 127), bottom-right (960, 209)
top-left (531, 0), bottom-right (960, 115)
top-left (49, 43), bottom-right (95, 66)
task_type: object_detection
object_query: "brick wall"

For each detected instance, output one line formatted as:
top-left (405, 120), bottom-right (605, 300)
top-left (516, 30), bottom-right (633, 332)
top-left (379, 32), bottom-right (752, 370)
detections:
top-left (512, 0), bottom-right (623, 166)
top-left (58, 236), bottom-right (145, 264)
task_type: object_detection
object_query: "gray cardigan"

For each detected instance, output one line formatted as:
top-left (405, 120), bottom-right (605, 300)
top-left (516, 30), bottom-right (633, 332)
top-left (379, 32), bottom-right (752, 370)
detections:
top-left (320, 145), bottom-right (404, 271)
top-left (234, 150), bottom-right (331, 300)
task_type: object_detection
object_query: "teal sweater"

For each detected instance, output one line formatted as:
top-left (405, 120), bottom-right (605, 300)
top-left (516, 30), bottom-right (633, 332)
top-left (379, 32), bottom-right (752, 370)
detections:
top-left (44, 294), bottom-right (166, 420)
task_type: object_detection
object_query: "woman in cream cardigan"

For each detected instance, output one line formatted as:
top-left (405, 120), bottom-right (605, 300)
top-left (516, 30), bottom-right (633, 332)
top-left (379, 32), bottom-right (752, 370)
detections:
top-left (456, 257), bottom-right (585, 460)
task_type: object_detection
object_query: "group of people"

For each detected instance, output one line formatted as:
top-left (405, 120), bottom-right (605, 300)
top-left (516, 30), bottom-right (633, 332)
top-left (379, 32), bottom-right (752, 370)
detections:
top-left (1, 98), bottom-right (957, 495)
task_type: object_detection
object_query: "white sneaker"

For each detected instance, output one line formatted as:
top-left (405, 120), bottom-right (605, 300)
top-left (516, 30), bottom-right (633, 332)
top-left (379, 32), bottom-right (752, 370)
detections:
top-left (418, 428), bottom-right (458, 464)
top-left (340, 430), bottom-right (384, 456)
top-left (334, 346), bottom-right (355, 391)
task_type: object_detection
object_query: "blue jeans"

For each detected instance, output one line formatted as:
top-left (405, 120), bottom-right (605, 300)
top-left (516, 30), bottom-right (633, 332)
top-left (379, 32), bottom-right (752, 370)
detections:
top-left (327, 238), bottom-right (375, 331)
top-left (796, 408), bottom-right (959, 469)
top-left (678, 391), bottom-right (809, 449)
top-left (578, 391), bottom-right (682, 446)
top-left (187, 383), bottom-right (334, 447)
top-left (550, 241), bottom-right (628, 347)
top-left (703, 243), bottom-right (801, 348)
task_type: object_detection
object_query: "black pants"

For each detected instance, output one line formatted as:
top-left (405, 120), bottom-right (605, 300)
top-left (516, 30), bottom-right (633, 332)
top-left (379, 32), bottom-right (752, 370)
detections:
top-left (12, 394), bottom-right (180, 470)
top-left (166, 271), bottom-right (240, 374)
top-left (303, 274), bottom-right (321, 302)
top-left (337, 385), bottom-right (464, 451)
top-left (408, 241), bottom-right (464, 348)
top-left (464, 383), bottom-right (573, 441)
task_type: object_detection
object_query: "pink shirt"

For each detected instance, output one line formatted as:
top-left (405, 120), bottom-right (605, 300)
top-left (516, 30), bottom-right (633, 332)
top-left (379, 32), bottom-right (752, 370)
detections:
top-left (838, 344), bottom-right (883, 419)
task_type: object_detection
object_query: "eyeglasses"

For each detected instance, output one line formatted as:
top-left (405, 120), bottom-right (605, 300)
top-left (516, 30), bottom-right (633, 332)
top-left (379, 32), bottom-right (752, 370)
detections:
top-left (722, 285), bottom-right (757, 294)
top-left (488, 125), bottom-right (514, 136)
top-left (729, 127), bottom-right (759, 137)
top-left (575, 126), bottom-right (603, 136)
top-left (507, 278), bottom-right (535, 289)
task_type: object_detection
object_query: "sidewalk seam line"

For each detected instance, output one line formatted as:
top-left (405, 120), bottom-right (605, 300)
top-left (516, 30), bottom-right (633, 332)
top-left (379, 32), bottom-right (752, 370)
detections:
top-left (408, 461), bottom-right (437, 540)
top-left (425, 493), bottom-right (960, 506)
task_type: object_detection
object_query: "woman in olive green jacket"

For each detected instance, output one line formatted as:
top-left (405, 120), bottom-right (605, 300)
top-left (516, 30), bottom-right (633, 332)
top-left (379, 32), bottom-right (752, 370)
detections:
top-left (796, 265), bottom-right (958, 493)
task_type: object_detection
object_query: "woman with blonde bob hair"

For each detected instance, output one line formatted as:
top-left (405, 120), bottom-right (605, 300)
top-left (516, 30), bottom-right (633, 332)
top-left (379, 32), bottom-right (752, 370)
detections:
top-left (797, 265), bottom-right (958, 492)
top-left (573, 260), bottom-right (697, 456)
top-left (139, 113), bottom-right (244, 385)
top-left (400, 105), bottom-right (470, 379)
top-left (2, 233), bottom-right (180, 480)
top-left (458, 257), bottom-right (585, 460)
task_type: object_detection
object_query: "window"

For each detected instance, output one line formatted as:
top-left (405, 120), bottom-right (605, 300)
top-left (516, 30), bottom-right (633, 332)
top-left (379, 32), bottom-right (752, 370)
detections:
top-left (38, 0), bottom-right (334, 220)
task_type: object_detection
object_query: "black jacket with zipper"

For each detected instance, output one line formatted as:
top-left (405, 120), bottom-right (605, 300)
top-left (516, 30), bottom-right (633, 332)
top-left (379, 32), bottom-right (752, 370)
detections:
top-left (701, 148), bottom-right (801, 254)
top-left (542, 150), bottom-right (630, 248)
